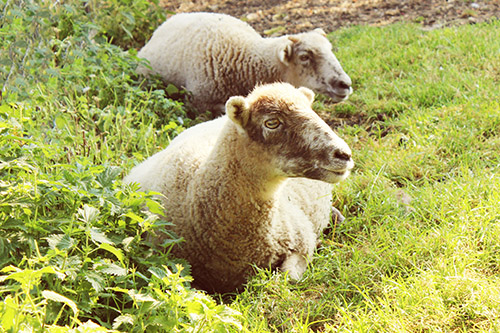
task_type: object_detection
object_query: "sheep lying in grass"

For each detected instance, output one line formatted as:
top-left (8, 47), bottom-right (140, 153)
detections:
top-left (137, 12), bottom-right (352, 116)
top-left (125, 83), bottom-right (354, 293)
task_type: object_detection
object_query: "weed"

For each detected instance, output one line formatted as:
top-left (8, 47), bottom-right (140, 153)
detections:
top-left (0, 0), bottom-right (242, 331)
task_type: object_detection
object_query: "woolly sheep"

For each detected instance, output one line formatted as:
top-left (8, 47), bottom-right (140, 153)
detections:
top-left (124, 83), bottom-right (354, 293)
top-left (137, 12), bottom-right (353, 116)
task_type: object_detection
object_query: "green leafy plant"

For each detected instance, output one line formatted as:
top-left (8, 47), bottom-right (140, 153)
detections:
top-left (0, 0), bottom-right (244, 331)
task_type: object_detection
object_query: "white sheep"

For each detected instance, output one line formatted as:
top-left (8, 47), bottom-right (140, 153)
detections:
top-left (125, 83), bottom-right (354, 293)
top-left (137, 12), bottom-right (353, 116)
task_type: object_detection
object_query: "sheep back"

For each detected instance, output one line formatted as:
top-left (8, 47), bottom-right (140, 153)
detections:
top-left (137, 12), bottom-right (278, 115)
top-left (137, 12), bottom-right (353, 116)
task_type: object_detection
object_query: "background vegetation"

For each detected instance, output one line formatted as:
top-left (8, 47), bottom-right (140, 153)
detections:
top-left (1, 0), bottom-right (499, 331)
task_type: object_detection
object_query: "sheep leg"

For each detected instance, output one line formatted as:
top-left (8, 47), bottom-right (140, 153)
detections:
top-left (331, 206), bottom-right (345, 224)
top-left (280, 252), bottom-right (308, 281)
top-left (321, 206), bottom-right (346, 241)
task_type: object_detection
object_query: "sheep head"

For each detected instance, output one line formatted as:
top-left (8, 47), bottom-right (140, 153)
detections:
top-left (226, 83), bottom-right (353, 184)
top-left (278, 29), bottom-right (353, 103)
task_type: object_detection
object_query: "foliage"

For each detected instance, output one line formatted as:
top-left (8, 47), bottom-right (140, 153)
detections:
top-left (0, 0), bottom-right (243, 331)
top-left (1, 0), bottom-right (500, 331)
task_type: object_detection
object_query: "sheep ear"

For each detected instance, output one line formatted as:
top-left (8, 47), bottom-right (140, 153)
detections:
top-left (278, 37), bottom-right (296, 65)
top-left (226, 96), bottom-right (250, 128)
top-left (313, 28), bottom-right (327, 36)
top-left (298, 87), bottom-right (315, 104)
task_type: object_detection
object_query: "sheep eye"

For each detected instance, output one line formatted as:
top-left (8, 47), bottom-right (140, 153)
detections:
top-left (264, 119), bottom-right (281, 129)
top-left (299, 54), bottom-right (310, 62)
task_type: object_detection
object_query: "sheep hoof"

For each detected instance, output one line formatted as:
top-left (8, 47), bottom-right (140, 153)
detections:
top-left (321, 206), bottom-right (345, 240)
top-left (331, 206), bottom-right (345, 224)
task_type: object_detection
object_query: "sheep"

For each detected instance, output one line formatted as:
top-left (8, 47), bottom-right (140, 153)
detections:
top-left (124, 83), bottom-right (354, 293)
top-left (137, 12), bottom-right (353, 116)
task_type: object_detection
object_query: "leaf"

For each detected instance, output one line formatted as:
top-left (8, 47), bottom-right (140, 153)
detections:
top-left (185, 301), bottom-right (206, 319)
top-left (85, 272), bottom-right (105, 293)
top-left (120, 23), bottom-right (133, 39)
top-left (0, 265), bottom-right (20, 274)
top-left (109, 287), bottom-right (129, 294)
top-left (185, 293), bottom-right (213, 319)
top-left (46, 233), bottom-right (74, 250)
top-left (146, 199), bottom-right (165, 216)
top-left (216, 307), bottom-right (244, 328)
top-left (90, 227), bottom-right (112, 245)
top-left (121, 236), bottom-right (134, 251)
top-left (148, 266), bottom-right (169, 280)
top-left (99, 243), bottom-right (124, 264)
top-left (128, 290), bottom-right (159, 305)
top-left (123, 211), bottom-right (143, 223)
top-left (42, 290), bottom-right (78, 316)
top-left (98, 262), bottom-right (127, 276)
top-left (1, 296), bottom-right (16, 330)
top-left (165, 83), bottom-right (179, 95)
top-left (12, 40), bottom-right (28, 48)
top-left (77, 320), bottom-right (111, 331)
top-left (37, 9), bottom-right (51, 19)
top-left (112, 314), bottom-right (135, 330)
top-left (54, 115), bottom-right (69, 129)
top-left (0, 266), bottom-right (65, 287)
top-left (96, 166), bottom-right (121, 187)
top-left (78, 205), bottom-right (100, 224)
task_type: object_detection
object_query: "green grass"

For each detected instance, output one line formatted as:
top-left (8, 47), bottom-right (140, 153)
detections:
top-left (231, 22), bottom-right (500, 332)
top-left (1, 1), bottom-right (499, 331)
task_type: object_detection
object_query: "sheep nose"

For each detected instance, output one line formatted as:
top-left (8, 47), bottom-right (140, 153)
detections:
top-left (329, 75), bottom-right (352, 97)
top-left (334, 80), bottom-right (351, 91)
top-left (334, 149), bottom-right (351, 161)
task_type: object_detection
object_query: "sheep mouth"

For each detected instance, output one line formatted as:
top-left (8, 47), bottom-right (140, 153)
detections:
top-left (302, 165), bottom-right (351, 182)
top-left (319, 166), bottom-right (349, 177)
top-left (324, 87), bottom-right (353, 103)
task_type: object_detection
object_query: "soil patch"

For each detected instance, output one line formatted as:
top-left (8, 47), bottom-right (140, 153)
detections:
top-left (160, 0), bottom-right (500, 34)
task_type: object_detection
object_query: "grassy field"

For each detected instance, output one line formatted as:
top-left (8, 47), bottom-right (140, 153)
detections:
top-left (232, 21), bottom-right (500, 332)
top-left (1, 1), bottom-right (499, 332)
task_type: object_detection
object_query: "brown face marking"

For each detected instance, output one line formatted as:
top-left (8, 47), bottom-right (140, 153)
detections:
top-left (233, 83), bottom-right (353, 183)
top-left (244, 95), bottom-right (289, 144)
top-left (241, 93), bottom-right (336, 177)
top-left (293, 43), bottom-right (320, 74)
top-left (284, 31), bottom-right (352, 102)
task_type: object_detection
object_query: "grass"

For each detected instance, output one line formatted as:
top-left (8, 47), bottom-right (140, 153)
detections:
top-left (1, 1), bottom-right (499, 331)
top-left (231, 21), bottom-right (500, 332)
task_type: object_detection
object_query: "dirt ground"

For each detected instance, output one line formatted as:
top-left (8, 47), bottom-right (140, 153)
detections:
top-left (159, 0), bottom-right (500, 35)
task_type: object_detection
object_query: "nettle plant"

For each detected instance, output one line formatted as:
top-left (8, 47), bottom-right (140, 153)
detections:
top-left (0, 148), bottom-right (241, 331)
top-left (0, 0), bottom-right (244, 331)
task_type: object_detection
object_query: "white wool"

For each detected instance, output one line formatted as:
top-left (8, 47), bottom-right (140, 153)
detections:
top-left (124, 83), bottom-right (353, 293)
top-left (137, 12), bottom-right (352, 115)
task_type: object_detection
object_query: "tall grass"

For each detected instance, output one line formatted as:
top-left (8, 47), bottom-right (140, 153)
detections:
top-left (1, 0), bottom-right (499, 331)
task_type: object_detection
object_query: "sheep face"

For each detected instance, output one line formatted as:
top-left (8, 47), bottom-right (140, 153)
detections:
top-left (226, 84), bottom-right (354, 184)
top-left (280, 29), bottom-right (353, 103)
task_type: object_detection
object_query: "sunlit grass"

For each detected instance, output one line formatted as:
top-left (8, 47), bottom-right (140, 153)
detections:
top-left (1, 1), bottom-right (499, 330)
top-left (231, 21), bottom-right (500, 332)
